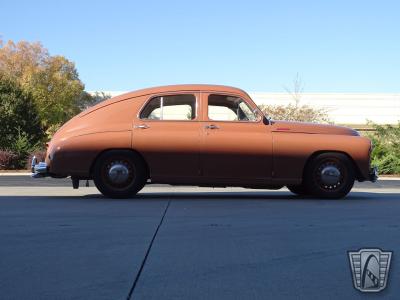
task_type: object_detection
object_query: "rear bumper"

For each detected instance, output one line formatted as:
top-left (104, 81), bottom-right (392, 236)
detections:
top-left (31, 156), bottom-right (49, 178)
top-left (369, 166), bottom-right (378, 182)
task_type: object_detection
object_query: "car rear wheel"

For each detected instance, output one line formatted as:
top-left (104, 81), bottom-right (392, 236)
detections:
top-left (304, 153), bottom-right (355, 199)
top-left (287, 184), bottom-right (309, 196)
top-left (93, 150), bottom-right (147, 198)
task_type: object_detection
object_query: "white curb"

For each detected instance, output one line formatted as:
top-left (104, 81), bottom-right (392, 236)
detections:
top-left (0, 173), bottom-right (31, 176)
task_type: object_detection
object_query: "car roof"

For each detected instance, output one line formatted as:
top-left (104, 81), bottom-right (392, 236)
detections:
top-left (114, 84), bottom-right (248, 100)
top-left (81, 84), bottom-right (250, 117)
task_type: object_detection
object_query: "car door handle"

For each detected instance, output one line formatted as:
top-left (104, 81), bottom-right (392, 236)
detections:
top-left (134, 124), bottom-right (150, 129)
top-left (205, 124), bottom-right (219, 129)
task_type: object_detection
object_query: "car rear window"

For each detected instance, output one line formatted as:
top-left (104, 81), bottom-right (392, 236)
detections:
top-left (140, 94), bottom-right (196, 120)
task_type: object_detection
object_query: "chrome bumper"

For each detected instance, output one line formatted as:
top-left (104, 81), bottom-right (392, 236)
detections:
top-left (369, 166), bottom-right (378, 182)
top-left (31, 156), bottom-right (49, 178)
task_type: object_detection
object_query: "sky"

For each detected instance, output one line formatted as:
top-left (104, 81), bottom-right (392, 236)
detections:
top-left (1, 0), bottom-right (399, 93)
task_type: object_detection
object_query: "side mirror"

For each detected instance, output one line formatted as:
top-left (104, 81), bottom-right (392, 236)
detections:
top-left (263, 115), bottom-right (272, 125)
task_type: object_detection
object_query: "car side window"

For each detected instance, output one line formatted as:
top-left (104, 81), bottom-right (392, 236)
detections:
top-left (208, 94), bottom-right (258, 121)
top-left (140, 94), bottom-right (196, 120)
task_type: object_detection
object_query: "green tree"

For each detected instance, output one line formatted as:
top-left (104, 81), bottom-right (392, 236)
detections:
top-left (77, 91), bottom-right (111, 111)
top-left (0, 75), bottom-right (44, 152)
top-left (0, 40), bottom-right (87, 132)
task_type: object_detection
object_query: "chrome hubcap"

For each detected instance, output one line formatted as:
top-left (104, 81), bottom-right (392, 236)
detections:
top-left (320, 165), bottom-right (341, 186)
top-left (108, 163), bottom-right (129, 184)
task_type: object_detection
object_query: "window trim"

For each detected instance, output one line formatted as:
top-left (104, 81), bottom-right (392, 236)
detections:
top-left (205, 93), bottom-right (262, 123)
top-left (138, 92), bottom-right (199, 122)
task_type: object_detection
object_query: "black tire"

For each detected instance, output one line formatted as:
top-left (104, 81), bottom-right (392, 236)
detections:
top-left (93, 150), bottom-right (147, 198)
top-left (287, 184), bottom-right (309, 196)
top-left (304, 152), bottom-right (355, 199)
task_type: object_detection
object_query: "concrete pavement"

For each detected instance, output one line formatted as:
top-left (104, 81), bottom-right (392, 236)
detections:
top-left (0, 177), bottom-right (399, 299)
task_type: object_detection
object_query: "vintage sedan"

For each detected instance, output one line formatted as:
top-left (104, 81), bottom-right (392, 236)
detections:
top-left (31, 84), bottom-right (377, 198)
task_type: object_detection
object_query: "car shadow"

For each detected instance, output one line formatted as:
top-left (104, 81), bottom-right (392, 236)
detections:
top-left (0, 191), bottom-right (398, 203)
top-left (134, 191), bottom-right (400, 201)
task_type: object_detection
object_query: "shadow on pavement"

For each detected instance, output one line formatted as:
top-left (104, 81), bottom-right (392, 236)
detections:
top-left (0, 191), bottom-right (398, 202)
top-left (135, 191), bottom-right (400, 201)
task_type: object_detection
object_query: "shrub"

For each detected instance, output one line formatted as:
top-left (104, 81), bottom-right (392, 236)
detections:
top-left (367, 122), bottom-right (400, 175)
top-left (259, 103), bottom-right (331, 123)
top-left (0, 150), bottom-right (18, 170)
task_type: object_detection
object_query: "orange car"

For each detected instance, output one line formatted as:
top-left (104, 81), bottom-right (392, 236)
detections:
top-left (31, 84), bottom-right (377, 199)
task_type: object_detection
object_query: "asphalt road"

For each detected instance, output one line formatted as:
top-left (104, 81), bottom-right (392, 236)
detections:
top-left (0, 176), bottom-right (399, 300)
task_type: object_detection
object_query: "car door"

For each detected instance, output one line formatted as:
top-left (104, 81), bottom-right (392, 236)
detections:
top-left (132, 92), bottom-right (201, 183)
top-left (200, 92), bottom-right (272, 185)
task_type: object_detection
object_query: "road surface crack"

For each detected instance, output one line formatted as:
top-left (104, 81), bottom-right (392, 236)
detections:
top-left (126, 199), bottom-right (171, 300)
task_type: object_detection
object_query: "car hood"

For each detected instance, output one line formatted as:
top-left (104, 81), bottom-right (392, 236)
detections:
top-left (271, 120), bottom-right (359, 136)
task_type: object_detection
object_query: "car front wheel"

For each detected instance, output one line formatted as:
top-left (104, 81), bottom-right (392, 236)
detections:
top-left (304, 153), bottom-right (355, 199)
top-left (93, 150), bottom-right (147, 198)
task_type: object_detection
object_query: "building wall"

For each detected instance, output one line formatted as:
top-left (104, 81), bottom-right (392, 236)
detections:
top-left (250, 93), bottom-right (400, 125)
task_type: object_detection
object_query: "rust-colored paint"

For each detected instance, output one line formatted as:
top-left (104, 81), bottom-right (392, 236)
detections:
top-left (46, 84), bottom-right (373, 186)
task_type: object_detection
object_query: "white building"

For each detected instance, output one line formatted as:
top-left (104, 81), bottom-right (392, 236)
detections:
top-left (250, 93), bottom-right (400, 126)
top-left (94, 91), bottom-right (400, 126)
